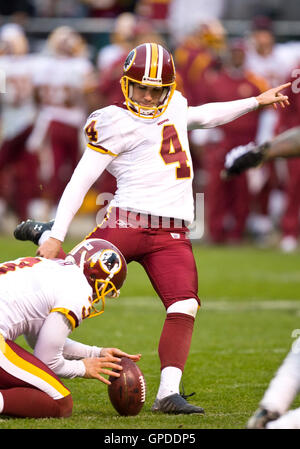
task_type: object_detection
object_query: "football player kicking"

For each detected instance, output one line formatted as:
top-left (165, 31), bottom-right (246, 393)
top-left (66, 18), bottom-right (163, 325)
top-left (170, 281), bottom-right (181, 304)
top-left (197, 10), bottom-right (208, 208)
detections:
top-left (14, 43), bottom-right (290, 414)
top-left (0, 238), bottom-right (140, 418)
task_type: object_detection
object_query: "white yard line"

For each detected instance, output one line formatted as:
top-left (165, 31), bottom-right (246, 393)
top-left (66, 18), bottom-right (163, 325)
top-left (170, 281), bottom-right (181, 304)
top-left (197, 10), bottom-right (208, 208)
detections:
top-left (118, 297), bottom-right (300, 312)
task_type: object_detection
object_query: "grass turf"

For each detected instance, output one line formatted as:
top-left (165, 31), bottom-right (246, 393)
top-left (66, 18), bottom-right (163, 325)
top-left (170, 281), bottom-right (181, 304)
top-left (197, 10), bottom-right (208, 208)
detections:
top-left (0, 236), bottom-right (299, 430)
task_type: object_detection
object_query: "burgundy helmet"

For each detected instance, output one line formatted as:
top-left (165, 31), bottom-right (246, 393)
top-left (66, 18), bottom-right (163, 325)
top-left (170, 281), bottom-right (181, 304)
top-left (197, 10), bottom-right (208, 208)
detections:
top-left (66, 238), bottom-right (127, 317)
top-left (120, 42), bottom-right (176, 118)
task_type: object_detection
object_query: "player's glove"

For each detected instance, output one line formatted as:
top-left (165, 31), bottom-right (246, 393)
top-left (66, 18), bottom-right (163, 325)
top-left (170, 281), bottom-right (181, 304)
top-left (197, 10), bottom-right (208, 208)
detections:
top-left (221, 141), bottom-right (270, 179)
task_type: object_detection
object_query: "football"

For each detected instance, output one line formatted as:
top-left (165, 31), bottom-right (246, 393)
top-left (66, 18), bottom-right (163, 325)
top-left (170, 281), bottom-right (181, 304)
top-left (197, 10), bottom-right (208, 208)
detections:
top-left (108, 357), bottom-right (146, 416)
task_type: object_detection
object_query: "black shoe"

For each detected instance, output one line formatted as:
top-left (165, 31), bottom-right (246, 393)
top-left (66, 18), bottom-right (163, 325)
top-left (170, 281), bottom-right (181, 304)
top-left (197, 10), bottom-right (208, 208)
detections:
top-left (151, 393), bottom-right (205, 414)
top-left (247, 407), bottom-right (280, 429)
top-left (14, 219), bottom-right (54, 245)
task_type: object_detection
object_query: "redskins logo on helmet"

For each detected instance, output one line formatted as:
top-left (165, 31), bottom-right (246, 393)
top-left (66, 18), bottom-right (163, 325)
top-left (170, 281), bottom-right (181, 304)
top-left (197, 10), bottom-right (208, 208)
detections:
top-left (66, 238), bottom-right (127, 318)
top-left (124, 49), bottom-right (136, 72)
top-left (120, 42), bottom-right (176, 119)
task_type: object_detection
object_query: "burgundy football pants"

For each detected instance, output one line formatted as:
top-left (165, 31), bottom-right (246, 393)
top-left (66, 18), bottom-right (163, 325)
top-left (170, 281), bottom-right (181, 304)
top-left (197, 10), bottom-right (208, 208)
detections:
top-left (85, 207), bottom-right (200, 310)
top-left (84, 207), bottom-right (200, 373)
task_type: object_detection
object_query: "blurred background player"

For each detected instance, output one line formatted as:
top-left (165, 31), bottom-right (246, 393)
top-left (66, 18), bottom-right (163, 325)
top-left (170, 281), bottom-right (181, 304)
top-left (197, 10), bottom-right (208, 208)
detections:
top-left (0, 24), bottom-right (40, 224)
top-left (224, 45), bottom-right (300, 253)
top-left (172, 19), bottom-right (228, 223)
top-left (191, 38), bottom-right (269, 244)
top-left (97, 12), bottom-right (137, 79)
top-left (244, 15), bottom-right (300, 247)
top-left (0, 237), bottom-right (141, 418)
top-left (136, 0), bottom-right (172, 21)
top-left (273, 61), bottom-right (300, 252)
top-left (81, 0), bottom-right (137, 18)
top-left (26, 26), bottom-right (99, 219)
top-left (174, 19), bottom-right (227, 106)
top-left (167, 0), bottom-right (226, 48)
top-left (223, 126), bottom-right (300, 251)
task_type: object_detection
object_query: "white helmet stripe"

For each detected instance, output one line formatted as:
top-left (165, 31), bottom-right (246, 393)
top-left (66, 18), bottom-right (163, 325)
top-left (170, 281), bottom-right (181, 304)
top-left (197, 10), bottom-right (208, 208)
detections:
top-left (157, 44), bottom-right (163, 81)
top-left (144, 43), bottom-right (151, 78)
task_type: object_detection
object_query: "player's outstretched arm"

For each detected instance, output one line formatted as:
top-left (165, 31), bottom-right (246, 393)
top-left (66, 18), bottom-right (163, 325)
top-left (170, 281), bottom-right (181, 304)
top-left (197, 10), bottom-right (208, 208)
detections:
top-left (255, 82), bottom-right (291, 109)
top-left (187, 83), bottom-right (290, 131)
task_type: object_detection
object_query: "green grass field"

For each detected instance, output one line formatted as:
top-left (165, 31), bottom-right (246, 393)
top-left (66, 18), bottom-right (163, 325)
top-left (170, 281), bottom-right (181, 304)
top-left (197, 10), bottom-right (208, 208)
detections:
top-left (0, 235), bottom-right (300, 430)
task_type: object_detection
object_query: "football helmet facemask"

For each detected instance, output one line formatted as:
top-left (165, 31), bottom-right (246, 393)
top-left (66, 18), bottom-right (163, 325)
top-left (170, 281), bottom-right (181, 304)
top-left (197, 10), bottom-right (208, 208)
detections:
top-left (120, 42), bottom-right (176, 119)
top-left (66, 238), bottom-right (127, 318)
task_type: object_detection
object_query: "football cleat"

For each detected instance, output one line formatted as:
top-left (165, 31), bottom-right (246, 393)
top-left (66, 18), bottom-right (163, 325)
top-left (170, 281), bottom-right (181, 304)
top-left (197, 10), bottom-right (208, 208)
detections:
top-left (151, 393), bottom-right (205, 415)
top-left (247, 407), bottom-right (280, 429)
top-left (14, 219), bottom-right (54, 246)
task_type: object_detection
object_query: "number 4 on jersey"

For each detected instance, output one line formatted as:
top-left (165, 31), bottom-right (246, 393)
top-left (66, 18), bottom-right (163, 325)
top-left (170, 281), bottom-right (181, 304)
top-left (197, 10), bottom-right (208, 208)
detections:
top-left (85, 120), bottom-right (98, 143)
top-left (159, 124), bottom-right (191, 179)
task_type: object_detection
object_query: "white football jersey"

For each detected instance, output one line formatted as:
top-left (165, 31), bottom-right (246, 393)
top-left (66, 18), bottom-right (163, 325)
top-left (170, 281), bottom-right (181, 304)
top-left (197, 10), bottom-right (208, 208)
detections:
top-left (84, 90), bottom-right (194, 224)
top-left (33, 54), bottom-right (95, 127)
top-left (0, 54), bottom-right (37, 139)
top-left (0, 256), bottom-right (93, 342)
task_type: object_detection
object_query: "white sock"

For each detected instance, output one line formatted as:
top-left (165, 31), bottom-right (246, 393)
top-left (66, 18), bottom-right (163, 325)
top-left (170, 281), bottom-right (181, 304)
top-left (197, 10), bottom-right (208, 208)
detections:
top-left (38, 230), bottom-right (52, 246)
top-left (156, 367), bottom-right (182, 400)
top-left (0, 392), bottom-right (4, 413)
top-left (266, 408), bottom-right (300, 429)
top-left (261, 348), bottom-right (300, 415)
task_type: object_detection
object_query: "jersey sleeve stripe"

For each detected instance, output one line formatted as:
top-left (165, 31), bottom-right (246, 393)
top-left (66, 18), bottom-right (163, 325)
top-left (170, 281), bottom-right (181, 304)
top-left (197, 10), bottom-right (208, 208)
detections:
top-left (51, 308), bottom-right (79, 330)
top-left (87, 142), bottom-right (117, 157)
top-left (0, 334), bottom-right (70, 398)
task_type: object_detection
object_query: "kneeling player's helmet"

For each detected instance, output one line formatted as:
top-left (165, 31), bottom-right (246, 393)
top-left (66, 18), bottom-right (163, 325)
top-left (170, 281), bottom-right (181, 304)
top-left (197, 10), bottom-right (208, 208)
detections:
top-left (120, 42), bottom-right (176, 119)
top-left (66, 238), bottom-right (127, 317)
